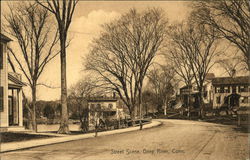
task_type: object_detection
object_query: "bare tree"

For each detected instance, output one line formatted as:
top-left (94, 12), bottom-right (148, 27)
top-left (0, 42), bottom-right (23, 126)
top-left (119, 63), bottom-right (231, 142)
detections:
top-left (218, 49), bottom-right (246, 77)
top-left (85, 8), bottom-right (167, 123)
top-left (147, 65), bottom-right (176, 115)
top-left (165, 25), bottom-right (194, 87)
top-left (36, 0), bottom-right (78, 134)
top-left (192, 0), bottom-right (250, 70)
top-left (68, 77), bottom-right (98, 132)
top-left (168, 22), bottom-right (219, 118)
top-left (4, 2), bottom-right (59, 132)
top-left (165, 24), bottom-right (195, 117)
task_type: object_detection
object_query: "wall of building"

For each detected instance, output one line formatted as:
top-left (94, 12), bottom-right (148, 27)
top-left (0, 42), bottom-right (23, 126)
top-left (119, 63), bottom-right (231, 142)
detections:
top-left (213, 85), bottom-right (250, 109)
top-left (239, 91), bottom-right (250, 107)
top-left (0, 42), bottom-right (9, 127)
top-left (88, 101), bottom-right (117, 110)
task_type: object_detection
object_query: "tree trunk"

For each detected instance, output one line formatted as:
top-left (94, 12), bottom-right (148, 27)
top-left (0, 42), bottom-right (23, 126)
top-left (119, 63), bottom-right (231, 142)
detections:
top-left (31, 86), bottom-right (37, 132)
top-left (57, 35), bottom-right (70, 134)
top-left (27, 109), bottom-right (33, 130)
top-left (130, 105), bottom-right (137, 120)
top-left (138, 88), bottom-right (143, 130)
top-left (164, 97), bottom-right (168, 117)
top-left (188, 89), bottom-right (191, 119)
top-left (129, 106), bottom-right (136, 126)
top-left (198, 89), bottom-right (205, 119)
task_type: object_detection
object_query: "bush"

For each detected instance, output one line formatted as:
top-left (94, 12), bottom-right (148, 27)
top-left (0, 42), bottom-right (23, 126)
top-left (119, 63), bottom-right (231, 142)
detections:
top-left (70, 112), bottom-right (79, 120)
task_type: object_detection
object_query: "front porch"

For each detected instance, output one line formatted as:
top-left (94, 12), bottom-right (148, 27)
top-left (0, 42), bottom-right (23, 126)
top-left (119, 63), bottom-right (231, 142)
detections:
top-left (0, 73), bottom-right (25, 131)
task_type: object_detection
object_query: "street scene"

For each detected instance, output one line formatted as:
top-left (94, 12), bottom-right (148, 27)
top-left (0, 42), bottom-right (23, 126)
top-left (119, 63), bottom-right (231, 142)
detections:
top-left (1, 120), bottom-right (248, 160)
top-left (0, 0), bottom-right (249, 160)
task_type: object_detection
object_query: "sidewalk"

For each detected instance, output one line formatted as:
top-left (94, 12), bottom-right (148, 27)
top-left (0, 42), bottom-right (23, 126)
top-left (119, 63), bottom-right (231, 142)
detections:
top-left (0, 120), bottom-right (162, 153)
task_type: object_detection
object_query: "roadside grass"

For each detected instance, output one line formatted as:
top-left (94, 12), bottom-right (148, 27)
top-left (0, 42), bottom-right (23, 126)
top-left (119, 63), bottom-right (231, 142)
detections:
top-left (202, 115), bottom-right (238, 125)
top-left (0, 132), bottom-right (55, 143)
top-left (1, 120), bottom-right (152, 143)
top-left (232, 126), bottom-right (249, 133)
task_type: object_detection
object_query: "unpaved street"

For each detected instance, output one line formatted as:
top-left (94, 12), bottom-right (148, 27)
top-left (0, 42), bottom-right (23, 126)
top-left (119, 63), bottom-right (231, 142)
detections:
top-left (1, 120), bottom-right (248, 160)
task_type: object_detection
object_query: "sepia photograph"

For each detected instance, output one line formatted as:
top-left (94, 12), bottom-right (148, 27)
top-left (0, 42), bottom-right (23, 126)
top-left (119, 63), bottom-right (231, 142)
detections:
top-left (0, 0), bottom-right (249, 160)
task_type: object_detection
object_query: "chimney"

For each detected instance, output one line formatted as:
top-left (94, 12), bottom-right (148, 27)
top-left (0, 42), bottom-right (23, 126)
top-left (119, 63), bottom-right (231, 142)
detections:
top-left (113, 92), bottom-right (116, 98)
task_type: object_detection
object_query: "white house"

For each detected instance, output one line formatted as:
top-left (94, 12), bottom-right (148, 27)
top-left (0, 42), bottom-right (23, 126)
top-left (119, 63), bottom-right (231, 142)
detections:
top-left (179, 73), bottom-right (215, 109)
top-left (212, 76), bottom-right (250, 109)
top-left (0, 33), bottom-right (26, 131)
top-left (87, 97), bottom-right (125, 127)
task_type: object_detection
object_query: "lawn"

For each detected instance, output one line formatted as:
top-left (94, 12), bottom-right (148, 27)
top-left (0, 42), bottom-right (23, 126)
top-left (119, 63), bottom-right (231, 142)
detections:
top-left (203, 115), bottom-right (238, 125)
top-left (0, 132), bottom-right (55, 143)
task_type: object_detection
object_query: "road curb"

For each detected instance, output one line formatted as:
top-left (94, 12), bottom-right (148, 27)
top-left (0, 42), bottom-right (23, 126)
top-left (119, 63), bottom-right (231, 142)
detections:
top-left (0, 120), bottom-right (162, 153)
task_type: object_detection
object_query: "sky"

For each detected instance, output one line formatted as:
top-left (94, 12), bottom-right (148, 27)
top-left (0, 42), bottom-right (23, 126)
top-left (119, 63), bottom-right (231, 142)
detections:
top-left (1, 1), bottom-right (234, 101)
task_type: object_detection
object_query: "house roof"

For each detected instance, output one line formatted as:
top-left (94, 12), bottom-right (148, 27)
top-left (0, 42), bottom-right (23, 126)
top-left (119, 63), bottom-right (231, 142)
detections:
top-left (212, 76), bottom-right (249, 85)
top-left (180, 85), bottom-right (192, 90)
top-left (8, 73), bottom-right (26, 88)
top-left (180, 73), bottom-right (215, 89)
top-left (87, 97), bottom-right (118, 102)
top-left (205, 73), bottom-right (215, 80)
top-left (0, 33), bottom-right (12, 43)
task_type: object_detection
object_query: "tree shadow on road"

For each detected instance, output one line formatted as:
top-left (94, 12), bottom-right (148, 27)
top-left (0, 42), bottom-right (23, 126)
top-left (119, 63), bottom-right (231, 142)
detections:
top-left (232, 127), bottom-right (249, 133)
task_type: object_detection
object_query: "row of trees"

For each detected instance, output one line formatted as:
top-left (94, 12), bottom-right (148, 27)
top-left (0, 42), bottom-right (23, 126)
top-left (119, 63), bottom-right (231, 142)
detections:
top-left (85, 0), bottom-right (250, 120)
top-left (3, 0), bottom-right (249, 133)
top-left (166, 22), bottom-right (220, 118)
top-left (4, 0), bottom-right (78, 133)
top-left (164, 0), bottom-right (249, 118)
top-left (146, 65), bottom-right (177, 114)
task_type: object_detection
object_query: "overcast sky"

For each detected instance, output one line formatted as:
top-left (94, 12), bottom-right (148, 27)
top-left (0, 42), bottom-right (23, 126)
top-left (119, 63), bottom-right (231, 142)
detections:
top-left (2, 1), bottom-right (233, 101)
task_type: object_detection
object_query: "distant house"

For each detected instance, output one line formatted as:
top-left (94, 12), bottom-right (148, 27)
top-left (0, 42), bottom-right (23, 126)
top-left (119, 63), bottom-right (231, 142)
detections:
top-left (212, 76), bottom-right (250, 127)
top-left (179, 73), bottom-right (215, 109)
top-left (0, 34), bottom-right (26, 131)
top-left (212, 76), bottom-right (250, 109)
top-left (87, 97), bottom-right (125, 126)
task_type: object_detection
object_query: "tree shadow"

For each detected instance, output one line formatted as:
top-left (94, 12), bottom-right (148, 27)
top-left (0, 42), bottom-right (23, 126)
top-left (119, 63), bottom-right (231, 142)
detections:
top-left (232, 127), bottom-right (249, 133)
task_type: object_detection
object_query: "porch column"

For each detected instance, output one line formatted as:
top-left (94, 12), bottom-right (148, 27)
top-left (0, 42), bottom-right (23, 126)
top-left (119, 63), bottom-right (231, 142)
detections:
top-left (18, 89), bottom-right (23, 126)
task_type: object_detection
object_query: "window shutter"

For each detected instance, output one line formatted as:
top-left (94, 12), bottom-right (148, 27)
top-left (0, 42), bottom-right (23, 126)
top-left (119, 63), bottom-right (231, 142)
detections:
top-left (0, 86), bottom-right (4, 112)
top-left (0, 43), bottom-right (3, 69)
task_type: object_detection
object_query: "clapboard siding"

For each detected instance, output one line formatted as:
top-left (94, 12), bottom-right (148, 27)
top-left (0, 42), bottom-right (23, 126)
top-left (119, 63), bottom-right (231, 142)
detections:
top-left (0, 42), bottom-right (9, 127)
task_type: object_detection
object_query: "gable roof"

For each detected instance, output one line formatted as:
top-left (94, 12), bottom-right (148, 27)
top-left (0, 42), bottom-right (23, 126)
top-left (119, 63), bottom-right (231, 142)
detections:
top-left (87, 97), bottom-right (118, 102)
top-left (212, 76), bottom-right (249, 85)
top-left (0, 33), bottom-right (12, 43)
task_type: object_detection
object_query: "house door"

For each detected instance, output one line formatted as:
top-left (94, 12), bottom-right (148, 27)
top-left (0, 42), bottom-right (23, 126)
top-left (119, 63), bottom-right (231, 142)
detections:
top-left (228, 93), bottom-right (240, 108)
top-left (8, 96), bottom-right (14, 126)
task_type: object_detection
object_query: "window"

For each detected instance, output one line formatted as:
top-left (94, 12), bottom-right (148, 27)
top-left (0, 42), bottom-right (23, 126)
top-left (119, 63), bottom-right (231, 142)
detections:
top-left (96, 104), bottom-right (101, 109)
top-left (193, 86), bottom-right (198, 91)
top-left (108, 104), bottom-right (113, 109)
top-left (216, 96), bottom-right (221, 104)
top-left (215, 87), bottom-right (220, 93)
top-left (224, 86), bottom-right (230, 93)
top-left (239, 86), bottom-right (248, 92)
top-left (0, 43), bottom-right (3, 69)
top-left (232, 86), bottom-right (237, 93)
top-left (0, 86), bottom-right (3, 111)
top-left (221, 86), bottom-right (224, 93)
top-left (241, 97), bottom-right (248, 103)
top-left (90, 111), bottom-right (95, 117)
